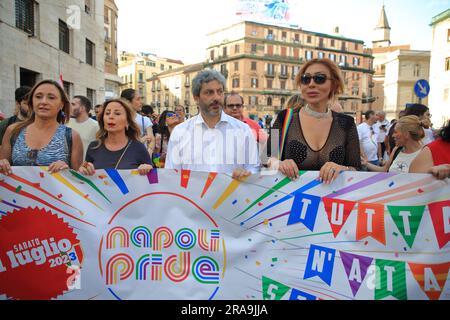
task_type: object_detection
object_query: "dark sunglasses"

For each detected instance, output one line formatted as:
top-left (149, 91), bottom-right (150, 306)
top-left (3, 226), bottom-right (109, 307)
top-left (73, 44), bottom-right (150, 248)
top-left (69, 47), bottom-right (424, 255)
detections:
top-left (166, 112), bottom-right (177, 117)
top-left (226, 104), bottom-right (243, 109)
top-left (300, 74), bottom-right (332, 85)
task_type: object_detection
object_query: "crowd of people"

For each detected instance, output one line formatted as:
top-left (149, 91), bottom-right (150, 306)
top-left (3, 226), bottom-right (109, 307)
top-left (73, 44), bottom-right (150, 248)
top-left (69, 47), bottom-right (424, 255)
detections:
top-left (0, 58), bottom-right (448, 181)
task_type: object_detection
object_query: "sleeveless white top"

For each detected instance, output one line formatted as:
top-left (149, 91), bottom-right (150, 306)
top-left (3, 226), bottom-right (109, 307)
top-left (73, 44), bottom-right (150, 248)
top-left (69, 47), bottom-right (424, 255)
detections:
top-left (388, 149), bottom-right (421, 173)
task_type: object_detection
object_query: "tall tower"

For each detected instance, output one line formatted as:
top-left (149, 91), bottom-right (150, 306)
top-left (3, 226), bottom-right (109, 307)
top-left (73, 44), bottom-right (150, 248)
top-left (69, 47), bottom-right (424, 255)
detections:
top-left (372, 5), bottom-right (391, 48)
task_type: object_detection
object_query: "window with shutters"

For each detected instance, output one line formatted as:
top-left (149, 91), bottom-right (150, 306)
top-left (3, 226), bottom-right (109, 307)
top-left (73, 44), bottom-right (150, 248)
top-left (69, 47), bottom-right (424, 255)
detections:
top-left (85, 0), bottom-right (92, 14)
top-left (16, 0), bottom-right (37, 36)
top-left (87, 88), bottom-right (95, 105)
top-left (59, 20), bottom-right (70, 54)
top-left (251, 78), bottom-right (258, 88)
top-left (86, 39), bottom-right (95, 66)
top-left (63, 81), bottom-right (72, 99)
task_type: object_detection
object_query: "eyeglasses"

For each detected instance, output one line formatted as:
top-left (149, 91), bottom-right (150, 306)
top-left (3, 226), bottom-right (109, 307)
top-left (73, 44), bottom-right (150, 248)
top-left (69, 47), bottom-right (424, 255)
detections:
top-left (300, 74), bottom-right (332, 85)
top-left (226, 104), bottom-right (243, 109)
top-left (167, 112), bottom-right (177, 117)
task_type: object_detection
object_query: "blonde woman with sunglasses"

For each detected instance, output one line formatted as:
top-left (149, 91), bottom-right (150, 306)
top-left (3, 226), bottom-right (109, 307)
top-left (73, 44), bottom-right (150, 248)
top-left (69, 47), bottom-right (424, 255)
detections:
top-left (267, 58), bottom-right (361, 184)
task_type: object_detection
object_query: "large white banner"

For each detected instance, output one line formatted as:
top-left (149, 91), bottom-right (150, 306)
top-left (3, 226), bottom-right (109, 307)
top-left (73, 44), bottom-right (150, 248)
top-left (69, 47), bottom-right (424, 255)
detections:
top-left (236, 0), bottom-right (293, 25)
top-left (0, 168), bottom-right (449, 300)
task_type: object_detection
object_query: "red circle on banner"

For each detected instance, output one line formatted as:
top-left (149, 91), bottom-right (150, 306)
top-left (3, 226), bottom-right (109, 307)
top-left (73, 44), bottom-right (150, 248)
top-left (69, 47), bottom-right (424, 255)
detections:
top-left (0, 207), bottom-right (83, 300)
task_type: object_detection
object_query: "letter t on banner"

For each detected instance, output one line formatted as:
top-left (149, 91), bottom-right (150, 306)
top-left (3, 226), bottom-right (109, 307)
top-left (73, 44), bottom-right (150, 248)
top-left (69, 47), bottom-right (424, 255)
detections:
top-left (304, 245), bottom-right (336, 286)
top-left (357, 203), bottom-right (386, 245)
top-left (375, 259), bottom-right (407, 300)
top-left (428, 200), bottom-right (450, 249)
top-left (287, 192), bottom-right (321, 231)
top-left (323, 198), bottom-right (356, 237)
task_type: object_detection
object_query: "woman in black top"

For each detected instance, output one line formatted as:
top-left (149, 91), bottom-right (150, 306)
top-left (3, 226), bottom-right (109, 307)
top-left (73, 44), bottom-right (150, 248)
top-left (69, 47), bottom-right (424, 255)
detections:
top-left (79, 99), bottom-right (152, 176)
top-left (267, 58), bottom-right (361, 184)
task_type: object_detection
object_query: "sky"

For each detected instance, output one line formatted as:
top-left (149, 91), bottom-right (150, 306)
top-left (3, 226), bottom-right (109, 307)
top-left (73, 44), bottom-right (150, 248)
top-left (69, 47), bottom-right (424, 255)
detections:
top-left (116, 0), bottom-right (450, 64)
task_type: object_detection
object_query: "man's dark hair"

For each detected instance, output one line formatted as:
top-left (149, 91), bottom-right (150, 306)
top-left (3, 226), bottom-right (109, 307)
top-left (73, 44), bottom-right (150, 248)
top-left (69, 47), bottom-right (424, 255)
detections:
top-left (74, 95), bottom-right (92, 113)
top-left (120, 88), bottom-right (136, 103)
top-left (364, 110), bottom-right (375, 120)
top-left (404, 104), bottom-right (429, 117)
top-left (439, 120), bottom-right (450, 142)
top-left (141, 104), bottom-right (154, 116)
top-left (15, 86), bottom-right (31, 103)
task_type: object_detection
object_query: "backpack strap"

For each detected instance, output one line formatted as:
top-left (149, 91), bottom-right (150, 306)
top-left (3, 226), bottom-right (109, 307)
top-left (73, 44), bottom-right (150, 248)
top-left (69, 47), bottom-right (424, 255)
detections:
top-left (279, 108), bottom-right (294, 160)
top-left (65, 126), bottom-right (73, 164)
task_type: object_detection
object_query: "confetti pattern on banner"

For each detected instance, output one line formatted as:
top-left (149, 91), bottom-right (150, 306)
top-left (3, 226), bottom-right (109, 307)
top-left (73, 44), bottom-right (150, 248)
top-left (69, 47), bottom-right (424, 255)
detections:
top-left (0, 169), bottom-right (449, 300)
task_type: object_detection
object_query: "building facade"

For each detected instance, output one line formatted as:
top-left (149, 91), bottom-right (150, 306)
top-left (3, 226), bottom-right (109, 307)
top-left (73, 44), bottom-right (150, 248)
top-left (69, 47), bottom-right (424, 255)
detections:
top-left (104, 0), bottom-right (121, 100)
top-left (147, 63), bottom-right (204, 116)
top-left (371, 5), bottom-right (431, 120)
top-left (118, 51), bottom-right (184, 103)
top-left (383, 50), bottom-right (430, 120)
top-left (204, 21), bottom-right (374, 117)
top-left (0, 0), bottom-right (105, 116)
top-left (428, 9), bottom-right (450, 128)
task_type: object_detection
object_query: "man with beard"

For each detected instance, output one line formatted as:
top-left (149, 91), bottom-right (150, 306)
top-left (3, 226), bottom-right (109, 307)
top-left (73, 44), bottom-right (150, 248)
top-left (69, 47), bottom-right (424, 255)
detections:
top-left (67, 95), bottom-right (99, 159)
top-left (165, 69), bottom-right (260, 179)
top-left (0, 86), bottom-right (31, 145)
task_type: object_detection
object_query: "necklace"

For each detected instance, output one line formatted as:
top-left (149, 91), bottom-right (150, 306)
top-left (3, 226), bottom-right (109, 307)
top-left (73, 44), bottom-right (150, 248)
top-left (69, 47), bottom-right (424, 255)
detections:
top-left (304, 104), bottom-right (331, 119)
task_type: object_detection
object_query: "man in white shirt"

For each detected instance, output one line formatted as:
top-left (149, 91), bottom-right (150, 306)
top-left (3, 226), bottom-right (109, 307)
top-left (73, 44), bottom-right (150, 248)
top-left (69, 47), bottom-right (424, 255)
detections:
top-left (165, 69), bottom-right (260, 179)
top-left (357, 110), bottom-right (380, 166)
top-left (67, 96), bottom-right (98, 159)
top-left (374, 111), bottom-right (390, 161)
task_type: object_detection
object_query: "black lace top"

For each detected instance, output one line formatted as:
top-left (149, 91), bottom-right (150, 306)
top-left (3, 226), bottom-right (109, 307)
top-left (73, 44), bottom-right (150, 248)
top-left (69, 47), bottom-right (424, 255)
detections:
top-left (268, 108), bottom-right (361, 170)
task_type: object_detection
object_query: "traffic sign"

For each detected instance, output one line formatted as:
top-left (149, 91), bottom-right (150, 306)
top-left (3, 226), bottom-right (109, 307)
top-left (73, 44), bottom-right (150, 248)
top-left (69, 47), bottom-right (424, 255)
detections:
top-left (414, 79), bottom-right (430, 99)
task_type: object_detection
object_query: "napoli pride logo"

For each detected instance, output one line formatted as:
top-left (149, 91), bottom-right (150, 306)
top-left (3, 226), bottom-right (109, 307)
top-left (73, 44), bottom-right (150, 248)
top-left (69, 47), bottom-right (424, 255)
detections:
top-left (99, 192), bottom-right (226, 300)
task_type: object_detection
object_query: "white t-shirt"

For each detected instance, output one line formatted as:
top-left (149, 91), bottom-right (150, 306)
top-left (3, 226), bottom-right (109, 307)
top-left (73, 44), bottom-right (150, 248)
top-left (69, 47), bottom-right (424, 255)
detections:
top-left (135, 113), bottom-right (153, 137)
top-left (374, 120), bottom-right (390, 143)
top-left (388, 149), bottom-right (421, 173)
top-left (357, 122), bottom-right (378, 162)
top-left (67, 118), bottom-right (99, 159)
